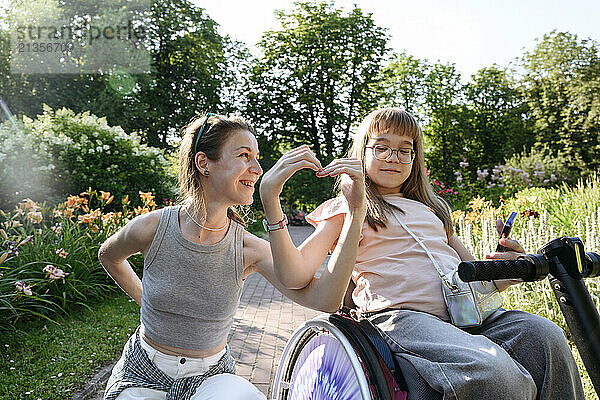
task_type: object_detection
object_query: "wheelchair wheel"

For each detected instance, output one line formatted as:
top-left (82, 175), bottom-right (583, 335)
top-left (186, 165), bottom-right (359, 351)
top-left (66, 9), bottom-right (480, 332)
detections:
top-left (272, 314), bottom-right (405, 400)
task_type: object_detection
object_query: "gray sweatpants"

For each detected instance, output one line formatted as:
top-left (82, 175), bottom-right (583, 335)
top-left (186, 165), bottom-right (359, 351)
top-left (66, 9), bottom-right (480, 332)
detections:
top-left (368, 308), bottom-right (584, 400)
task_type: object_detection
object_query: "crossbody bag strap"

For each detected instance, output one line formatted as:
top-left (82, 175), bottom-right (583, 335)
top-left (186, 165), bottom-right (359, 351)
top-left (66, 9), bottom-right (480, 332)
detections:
top-left (390, 210), bottom-right (457, 291)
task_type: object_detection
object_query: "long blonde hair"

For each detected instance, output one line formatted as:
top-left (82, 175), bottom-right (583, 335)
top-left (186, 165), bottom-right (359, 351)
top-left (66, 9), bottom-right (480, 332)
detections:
top-left (342, 107), bottom-right (454, 235)
top-left (178, 114), bottom-right (256, 227)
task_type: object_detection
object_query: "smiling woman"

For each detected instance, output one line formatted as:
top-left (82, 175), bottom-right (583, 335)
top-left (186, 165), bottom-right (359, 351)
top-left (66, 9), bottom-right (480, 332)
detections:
top-left (97, 113), bottom-right (267, 399)
top-left (96, 113), bottom-right (368, 399)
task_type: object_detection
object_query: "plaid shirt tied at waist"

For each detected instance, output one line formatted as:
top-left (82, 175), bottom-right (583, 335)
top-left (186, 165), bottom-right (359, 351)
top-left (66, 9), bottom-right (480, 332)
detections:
top-left (104, 327), bottom-right (235, 400)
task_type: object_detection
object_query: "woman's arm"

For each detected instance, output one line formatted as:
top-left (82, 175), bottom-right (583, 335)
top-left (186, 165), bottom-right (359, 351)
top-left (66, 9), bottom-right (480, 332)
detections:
top-left (259, 145), bottom-right (325, 288)
top-left (97, 210), bottom-right (160, 305)
top-left (260, 151), bottom-right (366, 290)
top-left (256, 151), bottom-right (366, 310)
top-left (244, 205), bottom-right (364, 313)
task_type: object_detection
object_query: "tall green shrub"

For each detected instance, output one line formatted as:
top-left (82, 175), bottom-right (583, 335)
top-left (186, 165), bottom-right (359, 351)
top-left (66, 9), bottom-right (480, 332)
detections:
top-left (0, 106), bottom-right (176, 209)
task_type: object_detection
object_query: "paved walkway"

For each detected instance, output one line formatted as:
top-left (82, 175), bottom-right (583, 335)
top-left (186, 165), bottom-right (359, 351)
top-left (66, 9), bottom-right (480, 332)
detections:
top-left (86, 225), bottom-right (325, 399)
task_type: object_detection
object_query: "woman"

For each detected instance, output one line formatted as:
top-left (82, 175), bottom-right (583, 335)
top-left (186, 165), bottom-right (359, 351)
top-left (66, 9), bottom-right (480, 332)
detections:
top-left (98, 113), bottom-right (364, 399)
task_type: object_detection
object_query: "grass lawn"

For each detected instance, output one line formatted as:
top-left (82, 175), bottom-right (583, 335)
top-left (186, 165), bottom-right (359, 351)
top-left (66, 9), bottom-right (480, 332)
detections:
top-left (0, 293), bottom-right (140, 400)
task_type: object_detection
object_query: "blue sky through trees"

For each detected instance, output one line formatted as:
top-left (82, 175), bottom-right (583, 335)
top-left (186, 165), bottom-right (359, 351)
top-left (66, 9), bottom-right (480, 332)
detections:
top-left (198, 0), bottom-right (600, 80)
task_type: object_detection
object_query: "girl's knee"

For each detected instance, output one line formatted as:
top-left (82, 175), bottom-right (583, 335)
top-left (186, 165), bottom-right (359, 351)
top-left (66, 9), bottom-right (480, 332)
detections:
top-left (193, 373), bottom-right (266, 400)
top-left (516, 313), bottom-right (571, 354)
top-left (463, 346), bottom-right (537, 399)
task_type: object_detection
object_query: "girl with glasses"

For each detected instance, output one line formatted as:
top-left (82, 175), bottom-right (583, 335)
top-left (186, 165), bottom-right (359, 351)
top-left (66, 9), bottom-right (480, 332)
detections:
top-left (260, 107), bottom-right (584, 399)
top-left (98, 113), bottom-right (364, 399)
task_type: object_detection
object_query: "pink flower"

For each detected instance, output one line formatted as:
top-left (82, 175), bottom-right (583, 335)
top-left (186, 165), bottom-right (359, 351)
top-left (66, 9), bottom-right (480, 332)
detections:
top-left (14, 281), bottom-right (32, 296)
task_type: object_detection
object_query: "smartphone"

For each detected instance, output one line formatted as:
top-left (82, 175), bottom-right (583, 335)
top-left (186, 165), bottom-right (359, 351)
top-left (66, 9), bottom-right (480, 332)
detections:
top-left (495, 212), bottom-right (518, 252)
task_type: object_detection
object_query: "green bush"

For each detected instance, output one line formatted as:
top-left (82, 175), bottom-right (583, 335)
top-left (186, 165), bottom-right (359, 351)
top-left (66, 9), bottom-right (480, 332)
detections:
top-left (0, 106), bottom-right (176, 209)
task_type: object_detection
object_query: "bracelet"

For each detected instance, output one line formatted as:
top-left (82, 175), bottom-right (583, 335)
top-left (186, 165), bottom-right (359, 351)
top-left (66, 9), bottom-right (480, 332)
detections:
top-left (263, 215), bottom-right (288, 232)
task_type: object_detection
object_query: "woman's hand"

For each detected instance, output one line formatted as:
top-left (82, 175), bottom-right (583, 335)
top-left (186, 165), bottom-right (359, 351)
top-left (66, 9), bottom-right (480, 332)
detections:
top-left (260, 145), bottom-right (322, 201)
top-left (316, 158), bottom-right (366, 212)
top-left (485, 218), bottom-right (525, 260)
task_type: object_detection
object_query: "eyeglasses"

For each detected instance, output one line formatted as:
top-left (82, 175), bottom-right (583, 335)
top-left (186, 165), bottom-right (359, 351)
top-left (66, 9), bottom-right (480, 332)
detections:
top-left (193, 113), bottom-right (221, 154)
top-left (366, 144), bottom-right (415, 164)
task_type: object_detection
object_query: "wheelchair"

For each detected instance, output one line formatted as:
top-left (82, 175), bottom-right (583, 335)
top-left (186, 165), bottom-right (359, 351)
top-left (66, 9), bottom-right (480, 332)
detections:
top-left (272, 236), bottom-right (600, 399)
top-left (271, 283), bottom-right (442, 400)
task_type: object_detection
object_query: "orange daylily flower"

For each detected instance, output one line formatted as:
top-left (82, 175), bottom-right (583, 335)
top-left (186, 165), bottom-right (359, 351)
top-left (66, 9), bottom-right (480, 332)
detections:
top-left (27, 211), bottom-right (43, 224)
top-left (135, 206), bottom-right (149, 215)
top-left (55, 248), bottom-right (68, 258)
top-left (139, 191), bottom-right (155, 203)
top-left (18, 198), bottom-right (40, 212)
top-left (100, 191), bottom-right (111, 201)
top-left (78, 214), bottom-right (92, 224)
top-left (468, 196), bottom-right (485, 211)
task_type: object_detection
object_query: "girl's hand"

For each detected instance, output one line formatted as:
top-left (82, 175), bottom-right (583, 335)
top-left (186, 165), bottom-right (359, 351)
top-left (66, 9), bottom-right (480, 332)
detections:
top-left (317, 158), bottom-right (366, 212)
top-left (260, 145), bottom-right (322, 199)
top-left (485, 218), bottom-right (525, 260)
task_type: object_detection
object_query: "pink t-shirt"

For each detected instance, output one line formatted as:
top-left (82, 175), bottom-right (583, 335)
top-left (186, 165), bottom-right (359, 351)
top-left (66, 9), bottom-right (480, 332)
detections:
top-left (306, 194), bottom-right (461, 320)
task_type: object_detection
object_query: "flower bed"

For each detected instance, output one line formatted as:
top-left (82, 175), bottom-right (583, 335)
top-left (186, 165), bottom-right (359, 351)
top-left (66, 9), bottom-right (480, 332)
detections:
top-left (0, 190), bottom-right (158, 330)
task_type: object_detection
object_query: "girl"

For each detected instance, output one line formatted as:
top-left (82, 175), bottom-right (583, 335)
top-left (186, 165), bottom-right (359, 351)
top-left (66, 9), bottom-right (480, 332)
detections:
top-left (259, 108), bottom-right (584, 399)
top-left (98, 114), bottom-right (365, 399)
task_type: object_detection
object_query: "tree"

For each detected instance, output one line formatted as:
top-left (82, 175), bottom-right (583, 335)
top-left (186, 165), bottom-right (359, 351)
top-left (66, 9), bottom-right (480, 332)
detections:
top-left (420, 62), bottom-right (465, 185)
top-left (244, 1), bottom-right (389, 208)
top-left (520, 31), bottom-right (600, 180)
top-left (0, 0), bottom-right (244, 148)
top-left (462, 66), bottom-right (533, 171)
top-left (379, 52), bottom-right (427, 118)
top-left (129, 0), bottom-right (245, 147)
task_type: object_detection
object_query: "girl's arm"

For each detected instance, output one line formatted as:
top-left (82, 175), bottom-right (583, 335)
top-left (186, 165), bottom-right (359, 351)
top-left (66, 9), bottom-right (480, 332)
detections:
top-left (448, 218), bottom-right (526, 262)
top-left (448, 218), bottom-right (526, 291)
top-left (448, 233), bottom-right (475, 262)
top-left (97, 210), bottom-right (160, 305)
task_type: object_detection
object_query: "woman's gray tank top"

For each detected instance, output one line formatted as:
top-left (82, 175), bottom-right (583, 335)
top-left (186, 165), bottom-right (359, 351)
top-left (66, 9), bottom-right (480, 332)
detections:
top-left (140, 205), bottom-right (244, 350)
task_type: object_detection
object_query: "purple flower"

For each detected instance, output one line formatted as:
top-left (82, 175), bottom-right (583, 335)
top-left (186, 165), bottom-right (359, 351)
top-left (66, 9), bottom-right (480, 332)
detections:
top-left (459, 161), bottom-right (469, 168)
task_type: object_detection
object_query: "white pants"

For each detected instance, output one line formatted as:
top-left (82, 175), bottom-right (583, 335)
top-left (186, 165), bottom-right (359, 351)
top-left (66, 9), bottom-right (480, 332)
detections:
top-left (113, 337), bottom-right (266, 399)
